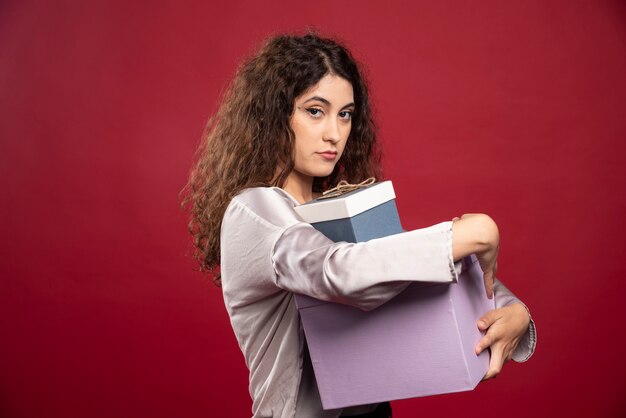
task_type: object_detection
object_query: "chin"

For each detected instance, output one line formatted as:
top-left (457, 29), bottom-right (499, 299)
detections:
top-left (301, 167), bottom-right (335, 179)
top-left (297, 161), bottom-right (339, 180)
top-left (312, 169), bottom-right (335, 178)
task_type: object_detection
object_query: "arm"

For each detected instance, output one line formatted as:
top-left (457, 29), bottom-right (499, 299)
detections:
top-left (223, 189), bottom-right (461, 311)
top-left (272, 221), bottom-right (460, 311)
top-left (224, 190), bottom-right (502, 311)
top-left (273, 212), bottom-right (502, 309)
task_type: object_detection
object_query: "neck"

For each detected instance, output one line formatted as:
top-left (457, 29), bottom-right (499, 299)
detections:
top-left (281, 170), bottom-right (314, 204)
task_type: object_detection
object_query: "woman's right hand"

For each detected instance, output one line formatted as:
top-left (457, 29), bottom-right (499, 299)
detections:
top-left (451, 214), bottom-right (500, 298)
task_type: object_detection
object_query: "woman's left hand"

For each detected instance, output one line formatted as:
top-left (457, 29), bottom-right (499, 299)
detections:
top-left (475, 303), bottom-right (530, 380)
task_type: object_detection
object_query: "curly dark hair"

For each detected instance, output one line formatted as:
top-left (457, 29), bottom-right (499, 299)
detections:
top-left (182, 33), bottom-right (382, 282)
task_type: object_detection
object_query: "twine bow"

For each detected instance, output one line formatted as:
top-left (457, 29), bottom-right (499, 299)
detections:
top-left (318, 177), bottom-right (376, 200)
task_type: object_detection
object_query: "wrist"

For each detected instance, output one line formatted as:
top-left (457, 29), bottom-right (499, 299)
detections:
top-left (474, 214), bottom-right (499, 250)
top-left (451, 214), bottom-right (499, 260)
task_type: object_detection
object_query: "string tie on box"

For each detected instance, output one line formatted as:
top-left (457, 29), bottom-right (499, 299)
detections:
top-left (318, 177), bottom-right (376, 200)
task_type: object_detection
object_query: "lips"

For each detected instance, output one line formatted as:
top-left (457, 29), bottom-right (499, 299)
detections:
top-left (317, 151), bottom-right (338, 160)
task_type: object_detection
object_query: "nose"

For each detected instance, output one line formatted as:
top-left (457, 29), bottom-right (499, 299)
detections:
top-left (323, 117), bottom-right (341, 144)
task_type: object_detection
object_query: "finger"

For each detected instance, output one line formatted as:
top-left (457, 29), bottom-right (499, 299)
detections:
top-left (477, 309), bottom-right (501, 331)
top-left (451, 217), bottom-right (460, 222)
top-left (483, 270), bottom-right (494, 299)
top-left (483, 343), bottom-right (504, 380)
top-left (475, 332), bottom-right (495, 355)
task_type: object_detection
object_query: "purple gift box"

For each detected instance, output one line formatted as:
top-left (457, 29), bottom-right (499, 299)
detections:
top-left (294, 181), bottom-right (495, 410)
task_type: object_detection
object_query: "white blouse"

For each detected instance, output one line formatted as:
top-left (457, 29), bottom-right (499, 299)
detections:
top-left (220, 187), bottom-right (536, 418)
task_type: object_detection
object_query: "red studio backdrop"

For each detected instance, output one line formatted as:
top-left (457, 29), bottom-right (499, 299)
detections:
top-left (1, 1), bottom-right (625, 417)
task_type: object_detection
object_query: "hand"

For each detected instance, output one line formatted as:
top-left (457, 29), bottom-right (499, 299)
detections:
top-left (475, 303), bottom-right (530, 380)
top-left (451, 214), bottom-right (499, 298)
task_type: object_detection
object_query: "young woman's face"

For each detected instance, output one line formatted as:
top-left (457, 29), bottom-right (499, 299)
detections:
top-left (289, 74), bottom-right (354, 181)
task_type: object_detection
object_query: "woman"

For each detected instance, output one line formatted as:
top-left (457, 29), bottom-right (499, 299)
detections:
top-left (185, 33), bottom-right (536, 418)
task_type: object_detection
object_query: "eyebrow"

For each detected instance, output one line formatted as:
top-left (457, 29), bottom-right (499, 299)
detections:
top-left (302, 96), bottom-right (355, 110)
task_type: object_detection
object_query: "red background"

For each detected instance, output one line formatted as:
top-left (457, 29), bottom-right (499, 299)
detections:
top-left (1, 1), bottom-right (625, 417)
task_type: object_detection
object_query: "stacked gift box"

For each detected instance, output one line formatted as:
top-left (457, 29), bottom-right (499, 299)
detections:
top-left (294, 181), bottom-right (495, 410)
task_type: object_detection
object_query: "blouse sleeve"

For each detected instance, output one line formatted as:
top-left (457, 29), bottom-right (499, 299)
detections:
top-left (221, 187), bottom-right (459, 312)
top-left (272, 221), bottom-right (460, 311)
top-left (494, 279), bottom-right (537, 362)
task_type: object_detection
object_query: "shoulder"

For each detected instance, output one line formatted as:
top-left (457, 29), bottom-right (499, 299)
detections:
top-left (224, 187), bottom-right (304, 231)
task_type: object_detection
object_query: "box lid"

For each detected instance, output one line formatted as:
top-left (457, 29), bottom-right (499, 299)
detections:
top-left (294, 181), bottom-right (395, 224)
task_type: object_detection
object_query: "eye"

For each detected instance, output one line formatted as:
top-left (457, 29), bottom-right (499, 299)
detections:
top-left (338, 110), bottom-right (353, 121)
top-left (306, 107), bottom-right (324, 118)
